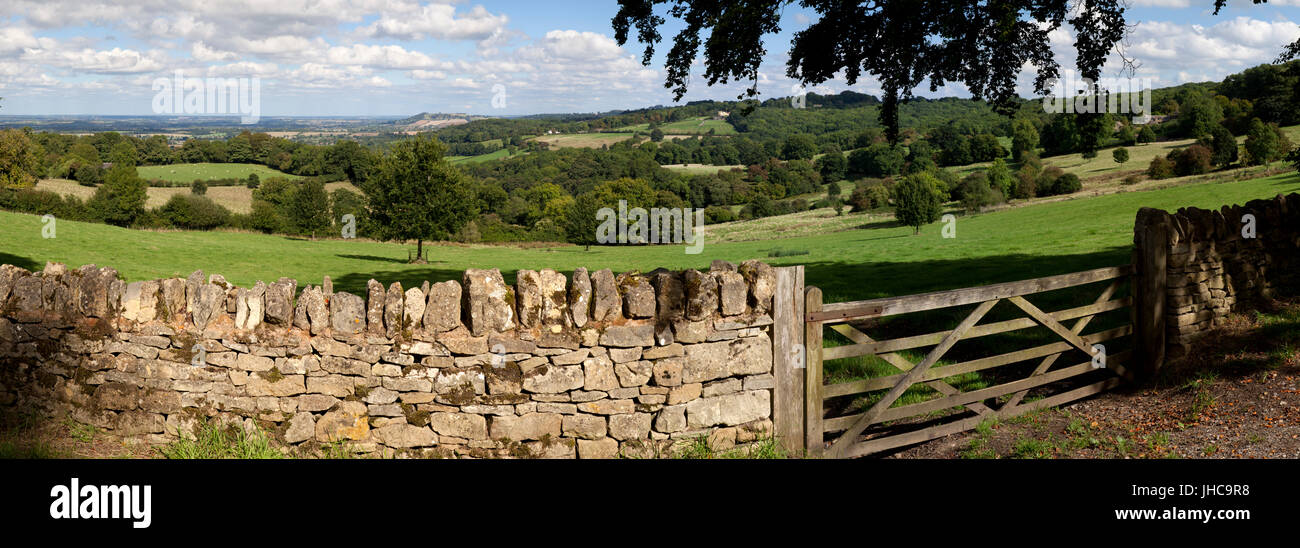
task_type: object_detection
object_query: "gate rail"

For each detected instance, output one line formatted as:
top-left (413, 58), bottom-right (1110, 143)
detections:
top-left (801, 265), bottom-right (1136, 458)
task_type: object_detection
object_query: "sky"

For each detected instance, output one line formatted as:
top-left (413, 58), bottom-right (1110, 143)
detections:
top-left (1, 0), bottom-right (1300, 118)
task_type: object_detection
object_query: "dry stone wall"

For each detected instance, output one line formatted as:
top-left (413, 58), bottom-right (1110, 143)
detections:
top-left (1136, 193), bottom-right (1300, 359)
top-left (0, 259), bottom-right (778, 458)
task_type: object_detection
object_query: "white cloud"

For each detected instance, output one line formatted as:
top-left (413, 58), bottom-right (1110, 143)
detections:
top-left (358, 2), bottom-right (508, 41)
top-left (0, 27), bottom-right (46, 56)
top-left (1130, 0), bottom-right (1192, 7)
top-left (191, 42), bottom-right (235, 62)
top-left (537, 30), bottom-right (626, 60)
top-left (23, 45), bottom-right (167, 74)
top-left (409, 69), bottom-right (446, 80)
top-left (205, 61), bottom-right (280, 77)
top-left (324, 44), bottom-right (449, 70)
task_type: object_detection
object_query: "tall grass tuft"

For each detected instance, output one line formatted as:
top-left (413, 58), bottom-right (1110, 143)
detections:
top-left (160, 419), bottom-right (283, 459)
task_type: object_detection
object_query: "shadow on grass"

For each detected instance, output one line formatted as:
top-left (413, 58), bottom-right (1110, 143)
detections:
top-left (801, 245), bottom-right (1133, 303)
top-left (335, 254), bottom-right (425, 265)
top-left (332, 267), bottom-right (470, 296)
top-left (0, 252), bottom-right (40, 272)
top-left (1268, 171), bottom-right (1300, 187)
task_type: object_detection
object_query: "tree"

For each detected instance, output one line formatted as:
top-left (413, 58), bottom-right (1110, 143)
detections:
top-left (1137, 126), bottom-right (1157, 144)
top-left (891, 172), bottom-right (944, 234)
top-left (1051, 173), bottom-right (1082, 195)
top-left (331, 188), bottom-right (370, 238)
top-left (957, 173), bottom-right (996, 213)
top-left (1147, 156), bottom-right (1175, 180)
top-left (826, 181), bottom-right (844, 201)
top-left (939, 137), bottom-right (973, 166)
top-left (160, 194), bottom-right (230, 229)
top-left (191, 180), bottom-right (208, 195)
top-left (69, 143), bottom-right (101, 165)
top-left (1117, 124), bottom-right (1136, 145)
top-left (649, 128), bottom-right (665, 142)
top-left (1113, 147), bottom-right (1130, 165)
top-left (850, 184), bottom-right (891, 212)
top-left (815, 148), bottom-right (847, 182)
top-left (612, 1), bottom-right (1128, 144)
top-left (1209, 125), bottom-right (1238, 166)
top-left (0, 129), bottom-right (42, 189)
top-left (968, 133), bottom-right (1005, 162)
top-left (1011, 118), bottom-right (1040, 163)
top-left (1041, 114), bottom-right (1081, 156)
top-left (363, 136), bottom-right (477, 262)
top-left (906, 139), bottom-right (936, 173)
top-left (292, 179), bottom-right (331, 239)
top-left (1173, 144), bottom-right (1213, 176)
top-left (89, 155), bottom-right (147, 226)
top-left (249, 200), bottom-right (283, 234)
top-left (246, 173), bottom-right (260, 189)
top-left (327, 140), bottom-right (376, 183)
top-left (227, 132), bottom-right (254, 163)
top-left (1244, 118), bottom-right (1282, 166)
top-left (850, 143), bottom-right (904, 178)
top-left (987, 158), bottom-right (1014, 197)
top-left (74, 164), bottom-right (103, 186)
top-left (1177, 90), bottom-right (1225, 139)
top-left (781, 134), bottom-right (817, 160)
top-left (564, 191), bottom-right (604, 249)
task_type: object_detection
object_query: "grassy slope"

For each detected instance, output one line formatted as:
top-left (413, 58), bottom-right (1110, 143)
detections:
top-left (35, 179), bottom-right (362, 214)
top-left (662, 164), bottom-right (745, 175)
top-left (530, 133), bottom-right (636, 149)
top-left (448, 148), bottom-right (519, 164)
top-left (615, 117), bottom-right (737, 135)
top-left (137, 163), bottom-right (303, 183)
top-left (952, 125), bottom-right (1300, 180)
top-left (4, 171), bottom-right (1298, 303)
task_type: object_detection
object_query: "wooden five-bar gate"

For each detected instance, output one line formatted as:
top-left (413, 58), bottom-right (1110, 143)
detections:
top-left (771, 265), bottom-right (1143, 459)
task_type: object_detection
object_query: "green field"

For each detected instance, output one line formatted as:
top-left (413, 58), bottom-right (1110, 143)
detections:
top-left (531, 133), bottom-right (636, 149)
top-left (616, 117), bottom-right (738, 135)
top-left (5, 171), bottom-right (1298, 305)
top-left (137, 163), bottom-right (304, 183)
top-left (662, 163), bottom-right (745, 175)
top-left (35, 178), bottom-right (362, 214)
top-left (952, 124), bottom-right (1300, 182)
top-left (449, 148), bottom-right (520, 164)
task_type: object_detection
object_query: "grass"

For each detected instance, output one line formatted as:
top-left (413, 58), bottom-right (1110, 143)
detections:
top-left (449, 148), bottom-right (521, 165)
top-left (952, 124), bottom-right (1300, 184)
top-left (158, 419), bottom-right (284, 459)
top-left (136, 162), bottom-right (303, 183)
top-left (7, 169), bottom-right (1299, 305)
top-left (35, 178), bottom-right (362, 214)
top-left (615, 117), bottom-right (738, 135)
top-left (671, 436), bottom-right (787, 459)
top-left (530, 132), bottom-right (636, 149)
top-left (959, 418), bottom-right (999, 459)
top-left (661, 163), bottom-right (745, 175)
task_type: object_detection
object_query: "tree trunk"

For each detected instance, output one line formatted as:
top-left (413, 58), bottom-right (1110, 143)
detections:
top-left (418, 239), bottom-right (424, 261)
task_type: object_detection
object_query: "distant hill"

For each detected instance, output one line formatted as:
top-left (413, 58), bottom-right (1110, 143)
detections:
top-left (388, 112), bottom-right (494, 132)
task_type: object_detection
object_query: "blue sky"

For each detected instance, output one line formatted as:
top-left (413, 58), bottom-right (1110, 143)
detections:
top-left (1, 0), bottom-right (1299, 117)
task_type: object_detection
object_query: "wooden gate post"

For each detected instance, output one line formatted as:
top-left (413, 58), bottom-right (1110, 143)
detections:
top-left (771, 266), bottom-right (805, 455)
top-left (804, 286), bottom-right (823, 457)
top-left (1133, 208), bottom-right (1170, 381)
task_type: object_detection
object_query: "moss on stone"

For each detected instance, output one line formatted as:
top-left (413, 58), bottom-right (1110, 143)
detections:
top-left (256, 366), bottom-right (284, 383)
top-left (401, 403), bottom-right (429, 426)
